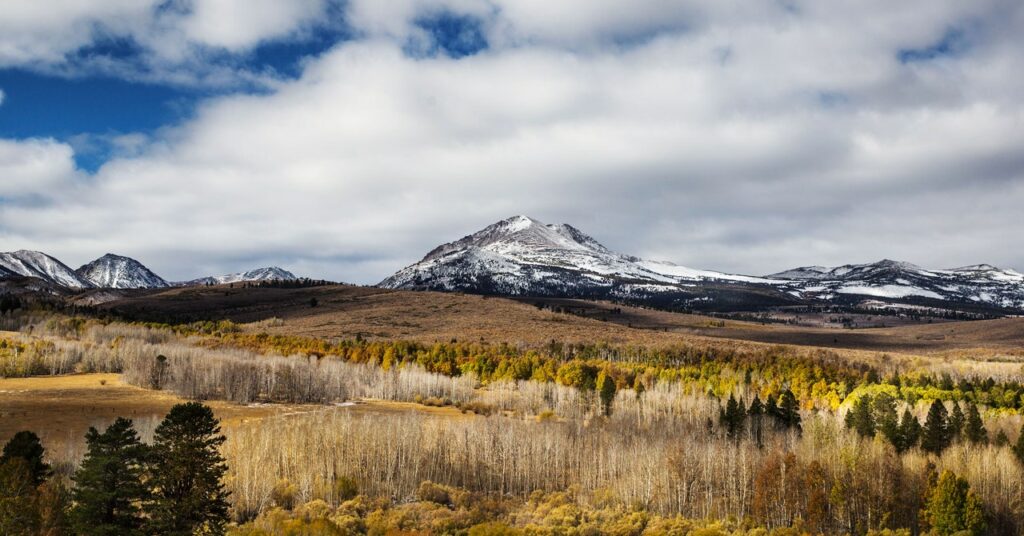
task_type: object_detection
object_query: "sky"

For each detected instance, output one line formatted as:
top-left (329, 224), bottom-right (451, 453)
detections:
top-left (1, 0), bottom-right (1023, 284)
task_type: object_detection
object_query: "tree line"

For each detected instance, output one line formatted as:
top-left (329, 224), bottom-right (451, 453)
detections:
top-left (0, 403), bottom-right (229, 535)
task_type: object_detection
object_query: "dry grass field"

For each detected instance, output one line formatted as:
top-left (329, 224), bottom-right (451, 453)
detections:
top-left (0, 373), bottom-right (469, 449)
top-left (100, 284), bottom-right (1024, 361)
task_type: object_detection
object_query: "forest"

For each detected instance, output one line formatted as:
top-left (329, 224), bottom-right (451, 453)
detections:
top-left (1, 310), bottom-right (1023, 535)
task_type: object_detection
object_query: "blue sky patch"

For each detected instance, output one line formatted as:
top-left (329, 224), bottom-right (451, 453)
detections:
top-left (897, 28), bottom-right (967, 63)
top-left (410, 11), bottom-right (489, 59)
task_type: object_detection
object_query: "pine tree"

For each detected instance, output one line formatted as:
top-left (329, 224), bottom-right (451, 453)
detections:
top-left (721, 395), bottom-right (746, 439)
top-left (962, 403), bottom-right (987, 445)
top-left (748, 397), bottom-right (764, 447)
top-left (70, 417), bottom-right (150, 536)
top-left (925, 470), bottom-right (987, 535)
top-left (1, 430), bottom-right (50, 486)
top-left (764, 395), bottom-right (779, 420)
top-left (777, 389), bottom-right (801, 431)
top-left (873, 393), bottom-right (900, 446)
top-left (897, 408), bottom-right (921, 452)
top-left (845, 395), bottom-right (875, 438)
top-left (596, 370), bottom-right (617, 417)
top-left (921, 400), bottom-right (950, 454)
top-left (147, 403), bottom-right (230, 536)
top-left (947, 402), bottom-right (965, 441)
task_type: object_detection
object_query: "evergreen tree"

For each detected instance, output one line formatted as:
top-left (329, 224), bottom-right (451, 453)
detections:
top-left (0, 458), bottom-right (41, 535)
top-left (748, 397), bottom-right (764, 447)
top-left (1, 430), bottom-right (50, 486)
top-left (921, 400), bottom-right (950, 454)
top-left (777, 389), bottom-right (801, 431)
top-left (1013, 422), bottom-right (1024, 466)
top-left (925, 470), bottom-right (987, 536)
top-left (764, 395), bottom-right (779, 420)
top-left (993, 430), bottom-right (1010, 447)
top-left (721, 395), bottom-right (746, 439)
top-left (897, 408), bottom-right (921, 452)
top-left (947, 402), bottom-right (965, 441)
top-left (147, 403), bottom-right (230, 536)
top-left (962, 403), bottom-right (987, 445)
top-left (596, 370), bottom-right (617, 417)
top-left (70, 417), bottom-right (150, 536)
top-left (873, 393), bottom-right (900, 446)
top-left (845, 395), bottom-right (875, 438)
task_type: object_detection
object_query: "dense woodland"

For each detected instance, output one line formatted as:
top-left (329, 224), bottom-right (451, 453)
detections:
top-left (1, 310), bottom-right (1024, 534)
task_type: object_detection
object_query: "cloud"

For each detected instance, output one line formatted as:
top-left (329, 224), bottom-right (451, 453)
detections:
top-left (0, 0), bottom-right (334, 87)
top-left (0, 138), bottom-right (78, 198)
top-left (0, 88), bottom-right (4, 106)
top-left (1, 0), bottom-right (1023, 282)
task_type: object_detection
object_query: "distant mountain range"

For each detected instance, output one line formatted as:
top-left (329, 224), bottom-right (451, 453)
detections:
top-left (6, 217), bottom-right (1024, 315)
top-left (380, 215), bottom-right (1024, 314)
top-left (0, 250), bottom-right (297, 290)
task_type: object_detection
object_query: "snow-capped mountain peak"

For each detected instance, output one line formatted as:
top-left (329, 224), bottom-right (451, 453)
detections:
top-left (182, 266), bottom-right (298, 286)
top-left (0, 250), bottom-right (93, 289)
top-left (76, 253), bottom-right (169, 289)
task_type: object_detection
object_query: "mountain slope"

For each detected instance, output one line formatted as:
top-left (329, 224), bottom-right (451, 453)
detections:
top-left (768, 260), bottom-right (1024, 309)
top-left (381, 216), bottom-right (1024, 313)
top-left (182, 267), bottom-right (298, 286)
top-left (379, 216), bottom-right (791, 308)
top-left (0, 250), bottom-right (93, 289)
top-left (76, 253), bottom-right (169, 289)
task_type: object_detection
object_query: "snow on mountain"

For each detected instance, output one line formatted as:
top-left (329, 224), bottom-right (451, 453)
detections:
top-left (0, 250), bottom-right (93, 289)
top-left (381, 217), bottom-right (1024, 312)
top-left (769, 260), bottom-right (1024, 308)
top-left (380, 215), bottom-right (784, 300)
top-left (76, 253), bottom-right (169, 289)
top-left (182, 267), bottom-right (298, 286)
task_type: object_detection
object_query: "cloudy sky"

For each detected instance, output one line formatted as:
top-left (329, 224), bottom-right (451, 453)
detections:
top-left (1, 0), bottom-right (1022, 283)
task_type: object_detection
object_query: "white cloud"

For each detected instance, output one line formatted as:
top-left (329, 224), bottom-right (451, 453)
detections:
top-left (0, 88), bottom-right (5, 106)
top-left (0, 138), bottom-right (78, 197)
top-left (1, 1), bottom-right (1023, 281)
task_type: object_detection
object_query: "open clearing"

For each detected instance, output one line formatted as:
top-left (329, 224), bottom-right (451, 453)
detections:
top-left (0, 373), bottom-right (469, 448)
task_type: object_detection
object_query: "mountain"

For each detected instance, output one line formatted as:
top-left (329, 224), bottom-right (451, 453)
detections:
top-left (379, 215), bottom-right (791, 309)
top-left (76, 253), bottom-right (169, 289)
top-left (182, 267), bottom-right (298, 286)
top-left (0, 250), bottom-right (93, 289)
top-left (767, 260), bottom-right (1024, 309)
top-left (380, 216), bottom-right (1024, 313)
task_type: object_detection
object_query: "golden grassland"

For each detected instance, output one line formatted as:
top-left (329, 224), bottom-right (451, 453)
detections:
top-left (0, 373), bottom-right (471, 447)
top-left (97, 284), bottom-right (1024, 381)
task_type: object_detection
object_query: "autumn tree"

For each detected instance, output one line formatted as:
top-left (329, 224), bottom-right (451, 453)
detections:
top-left (0, 458), bottom-right (40, 534)
top-left (921, 400), bottom-right (949, 454)
top-left (146, 402), bottom-right (230, 536)
top-left (596, 370), bottom-right (616, 417)
top-left (925, 470), bottom-right (986, 535)
top-left (70, 417), bottom-right (150, 535)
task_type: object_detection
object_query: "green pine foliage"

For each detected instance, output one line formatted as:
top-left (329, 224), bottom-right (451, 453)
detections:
top-left (0, 458), bottom-right (41, 534)
top-left (947, 402), bottom-right (965, 441)
top-left (0, 430), bottom-right (50, 486)
top-left (596, 370), bottom-right (616, 417)
top-left (897, 408), bottom-right (921, 452)
top-left (925, 470), bottom-right (987, 536)
top-left (845, 395), bottom-right (876, 438)
top-left (70, 417), bottom-right (150, 536)
top-left (873, 393), bottom-right (900, 445)
top-left (921, 400), bottom-right (950, 454)
top-left (147, 402), bottom-right (231, 536)
top-left (963, 403), bottom-right (987, 444)
top-left (721, 394), bottom-right (746, 439)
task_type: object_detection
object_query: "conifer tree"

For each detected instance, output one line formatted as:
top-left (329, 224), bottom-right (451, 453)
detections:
top-left (873, 393), bottom-right (900, 445)
top-left (764, 395), bottom-right (779, 420)
top-left (146, 403), bottom-right (230, 536)
top-left (921, 400), bottom-right (950, 454)
top-left (897, 408), bottom-right (921, 452)
top-left (845, 395), bottom-right (875, 438)
top-left (962, 403), bottom-right (987, 445)
top-left (70, 417), bottom-right (150, 536)
top-left (777, 389), bottom-right (801, 431)
top-left (947, 402), bottom-right (965, 441)
top-left (925, 470), bottom-right (987, 536)
top-left (748, 397), bottom-right (764, 447)
top-left (1, 430), bottom-right (50, 486)
top-left (721, 395), bottom-right (746, 439)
